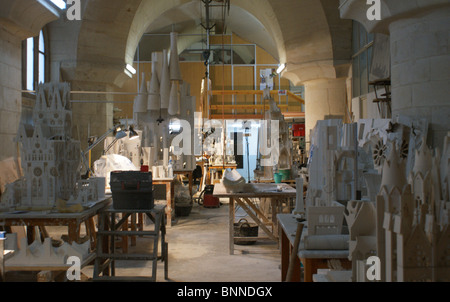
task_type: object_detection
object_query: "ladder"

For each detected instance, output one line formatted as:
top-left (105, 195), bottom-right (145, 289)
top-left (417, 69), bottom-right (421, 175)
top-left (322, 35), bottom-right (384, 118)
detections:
top-left (93, 204), bottom-right (168, 281)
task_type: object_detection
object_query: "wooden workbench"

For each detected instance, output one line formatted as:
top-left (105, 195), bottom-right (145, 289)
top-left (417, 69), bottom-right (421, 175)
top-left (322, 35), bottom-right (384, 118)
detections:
top-left (0, 197), bottom-right (111, 249)
top-left (152, 177), bottom-right (175, 227)
top-left (213, 183), bottom-right (296, 255)
top-left (0, 197), bottom-right (111, 281)
top-left (277, 213), bottom-right (351, 282)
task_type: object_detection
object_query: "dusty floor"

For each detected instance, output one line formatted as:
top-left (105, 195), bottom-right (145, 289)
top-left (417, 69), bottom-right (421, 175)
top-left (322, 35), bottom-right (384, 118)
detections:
top-left (5, 199), bottom-right (283, 282)
top-left (87, 199), bottom-right (282, 282)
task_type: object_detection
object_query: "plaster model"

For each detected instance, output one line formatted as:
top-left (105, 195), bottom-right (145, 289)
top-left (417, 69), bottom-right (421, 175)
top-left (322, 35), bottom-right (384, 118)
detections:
top-left (0, 83), bottom-right (104, 210)
top-left (345, 200), bottom-right (377, 282)
top-left (134, 72), bottom-right (148, 113)
top-left (254, 86), bottom-right (292, 180)
top-left (160, 49), bottom-right (171, 110)
top-left (131, 32), bottom-right (196, 180)
top-left (221, 169), bottom-right (246, 193)
top-left (5, 236), bottom-right (90, 267)
top-left (306, 201), bottom-right (345, 236)
top-left (148, 52), bottom-right (161, 111)
top-left (292, 177), bottom-right (305, 215)
top-left (375, 137), bottom-right (450, 282)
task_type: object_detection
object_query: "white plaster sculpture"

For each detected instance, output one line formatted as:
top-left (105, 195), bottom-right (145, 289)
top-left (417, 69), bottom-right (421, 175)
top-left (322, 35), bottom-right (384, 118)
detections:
top-left (148, 52), bottom-right (161, 111)
top-left (129, 37), bottom-right (195, 181)
top-left (375, 138), bottom-right (450, 282)
top-left (93, 154), bottom-right (138, 193)
top-left (134, 72), bottom-right (148, 113)
top-left (221, 169), bottom-right (246, 193)
top-left (255, 89), bottom-right (291, 180)
top-left (169, 32), bottom-right (182, 82)
top-left (306, 201), bottom-right (345, 236)
top-left (160, 49), bottom-right (171, 109)
top-left (0, 83), bottom-right (104, 210)
top-left (168, 32), bottom-right (182, 116)
top-left (305, 119), bottom-right (343, 207)
top-left (345, 200), bottom-right (378, 282)
top-left (168, 81), bottom-right (180, 116)
top-left (6, 237), bottom-right (90, 267)
top-left (292, 177), bottom-right (305, 215)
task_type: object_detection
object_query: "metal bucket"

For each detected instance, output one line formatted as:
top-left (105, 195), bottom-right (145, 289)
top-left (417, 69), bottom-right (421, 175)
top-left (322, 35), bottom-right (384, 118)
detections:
top-left (234, 218), bottom-right (258, 245)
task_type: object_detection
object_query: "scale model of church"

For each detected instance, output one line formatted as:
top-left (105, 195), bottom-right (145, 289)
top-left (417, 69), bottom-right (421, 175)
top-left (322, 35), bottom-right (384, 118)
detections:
top-left (1, 82), bottom-right (104, 210)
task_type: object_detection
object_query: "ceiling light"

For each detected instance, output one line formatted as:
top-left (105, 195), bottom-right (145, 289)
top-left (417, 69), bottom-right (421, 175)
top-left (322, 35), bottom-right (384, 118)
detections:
top-left (277, 63), bottom-right (286, 74)
top-left (126, 64), bottom-right (136, 75)
top-left (50, 0), bottom-right (66, 10)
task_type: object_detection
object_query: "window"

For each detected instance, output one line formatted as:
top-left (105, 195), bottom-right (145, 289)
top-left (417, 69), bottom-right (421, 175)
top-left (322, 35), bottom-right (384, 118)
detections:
top-left (23, 29), bottom-right (48, 92)
top-left (352, 21), bottom-right (374, 98)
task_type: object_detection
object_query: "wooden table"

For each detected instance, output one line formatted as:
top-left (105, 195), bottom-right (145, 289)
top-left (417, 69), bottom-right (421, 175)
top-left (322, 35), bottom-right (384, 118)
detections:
top-left (152, 177), bottom-right (175, 227)
top-left (213, 183), bottom-right (296, 255)
top-left (0, 197), bottom-right (111, 281)
top-left (278, 213), bottom-right (351, 282)
top-left (0, 197), bottom-right (111, 250)
top-left (252, 178), bottom-right (297, 184)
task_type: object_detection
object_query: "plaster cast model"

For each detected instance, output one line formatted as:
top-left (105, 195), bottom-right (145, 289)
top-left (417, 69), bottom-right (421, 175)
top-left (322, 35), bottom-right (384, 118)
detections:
top-left (5, 237), bottom-right (90, 267)
top-left (375, 139), bottom-right (450, 282)
top-left (221, 169), bottom-right (246, 193)
top-left (148, 52), bottom-right (161, 111)
top-left (160, 49), bottom-right (171, 110)
top-left (292, 177), bottom-right (305, 215)
top-left (306, 201), bottom-right (345, 236)
top-left (345, 200), bottom-right (378, 282)
top-left (0, 83), bottom-right (104, 210)
top-left (131, 34), bottom-right (196, 180)
top-left (134, 72), bottom-right (148, 113)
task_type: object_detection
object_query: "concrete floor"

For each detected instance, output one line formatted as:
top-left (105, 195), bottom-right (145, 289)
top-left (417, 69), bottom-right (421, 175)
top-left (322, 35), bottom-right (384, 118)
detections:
top-left (5, 199), bottom-right (283, 282)
top-left (84, 199), bottom-right (282, 282)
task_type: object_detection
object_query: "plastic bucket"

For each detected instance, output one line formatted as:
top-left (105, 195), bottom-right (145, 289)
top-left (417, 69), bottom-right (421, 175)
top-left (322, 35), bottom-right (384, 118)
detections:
top-left (274, 173), bottom-right (282, 183)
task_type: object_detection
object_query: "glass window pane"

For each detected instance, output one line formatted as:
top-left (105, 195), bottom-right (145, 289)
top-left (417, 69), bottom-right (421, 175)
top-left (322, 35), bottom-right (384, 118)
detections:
top-left (39, 53), bottom-right (45, 84)
top-left (39, 30), bottom-right (44, 52)
top-left (26, 37), bottom-right (34, 91)
top-left (209, 45), bottom-right (231, 65)
top-left (232, 45), bottom-right (255, 65)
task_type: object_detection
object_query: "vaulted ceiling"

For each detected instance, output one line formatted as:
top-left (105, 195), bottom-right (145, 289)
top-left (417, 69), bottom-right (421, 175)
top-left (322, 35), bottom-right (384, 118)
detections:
top-left (70, 0), bottom-right (353, 87)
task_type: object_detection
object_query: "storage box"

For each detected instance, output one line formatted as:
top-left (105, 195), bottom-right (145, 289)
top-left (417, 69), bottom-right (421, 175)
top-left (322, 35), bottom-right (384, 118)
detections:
top-left (110, 171), bottom-right (154, 210)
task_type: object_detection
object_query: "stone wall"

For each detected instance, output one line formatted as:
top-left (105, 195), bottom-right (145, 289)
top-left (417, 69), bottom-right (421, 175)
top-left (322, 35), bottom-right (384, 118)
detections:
top-left (0, 27), bottom-right (22, 161)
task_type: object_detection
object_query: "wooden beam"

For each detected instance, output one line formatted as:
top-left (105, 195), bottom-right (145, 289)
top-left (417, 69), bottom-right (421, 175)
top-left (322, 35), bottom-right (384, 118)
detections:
top-left (211, 90), bottom-right (305, 104)
top-left (210, 104), bottom-right (288, 110)
top-left (209, 114), bottom-right (264, 120)
top-left (282, 112), bottom-right (305, 118)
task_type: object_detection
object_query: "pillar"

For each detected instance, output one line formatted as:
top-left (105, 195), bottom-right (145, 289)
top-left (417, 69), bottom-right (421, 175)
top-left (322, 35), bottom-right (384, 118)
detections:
top-left (0, 28), bottom-right (22, 161)
top-left (389, 7), bottom-right (450, 150)
top-left (303, 77), bottom-right (348, 151)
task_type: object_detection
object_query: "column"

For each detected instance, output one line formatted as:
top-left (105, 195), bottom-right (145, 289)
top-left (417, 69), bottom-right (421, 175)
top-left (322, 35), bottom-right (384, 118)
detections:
top-left (389, 7), bottom-right (450, 150)
top-left (303, 77), bottom-right (349, 151)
